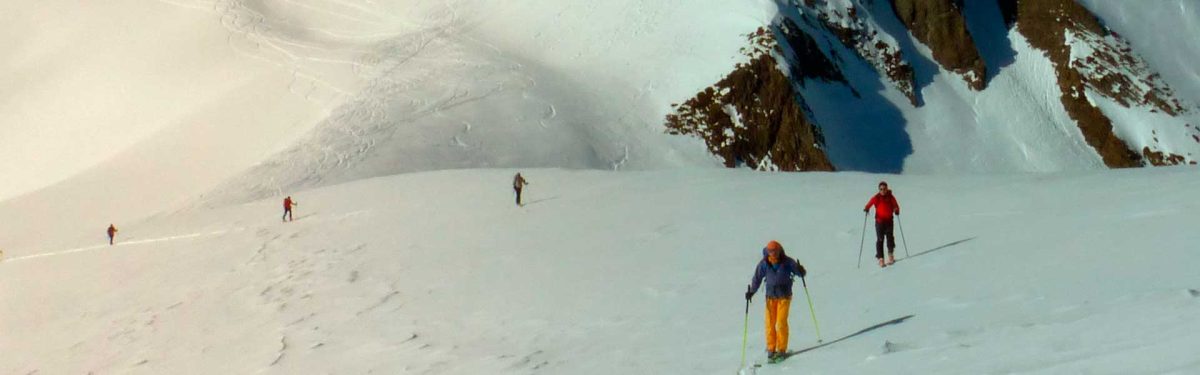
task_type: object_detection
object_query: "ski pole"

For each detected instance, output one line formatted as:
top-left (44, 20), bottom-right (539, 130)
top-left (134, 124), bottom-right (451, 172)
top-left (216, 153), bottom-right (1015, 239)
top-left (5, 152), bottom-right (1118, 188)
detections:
top-left (857, 212), bottom-right (868, 268)
top-left (801, 277), bottom-right (822, 343)
top-left (740, 291), bottom-right (751, 369)
top-left (898, 216), bottom-right (910, 257)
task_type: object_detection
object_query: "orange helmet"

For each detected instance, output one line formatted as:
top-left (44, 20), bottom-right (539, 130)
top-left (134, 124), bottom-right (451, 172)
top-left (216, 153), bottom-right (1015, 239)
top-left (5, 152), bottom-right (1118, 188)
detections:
top-left (766, 240), bottom-right (783, 252)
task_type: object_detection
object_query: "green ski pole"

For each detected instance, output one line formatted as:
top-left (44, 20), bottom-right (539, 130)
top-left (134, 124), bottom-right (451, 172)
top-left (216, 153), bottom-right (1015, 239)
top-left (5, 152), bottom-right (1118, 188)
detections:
top-left (801, 277), bottom-right (822, 343)
top-left (739, 293), bottom-right (751, 370)
top-left (857, 213), bottom-right (868, 268)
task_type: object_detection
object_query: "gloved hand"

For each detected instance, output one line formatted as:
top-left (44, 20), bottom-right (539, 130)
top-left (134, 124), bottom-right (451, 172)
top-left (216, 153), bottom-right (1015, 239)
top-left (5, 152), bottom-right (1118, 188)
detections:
top-left (797, 264), bottom-right (807, 278)
top-left (744, 291), bottom-right (753, 301)
top-left (863, 208), bottom-right (869, 213)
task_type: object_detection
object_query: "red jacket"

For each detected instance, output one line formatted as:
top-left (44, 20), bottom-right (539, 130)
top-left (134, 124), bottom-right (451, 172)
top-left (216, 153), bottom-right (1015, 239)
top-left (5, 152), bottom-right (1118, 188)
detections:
top-left (284, 197), bottom-right (293, 210)
top-left (865, 193), bottom-right (899, 223)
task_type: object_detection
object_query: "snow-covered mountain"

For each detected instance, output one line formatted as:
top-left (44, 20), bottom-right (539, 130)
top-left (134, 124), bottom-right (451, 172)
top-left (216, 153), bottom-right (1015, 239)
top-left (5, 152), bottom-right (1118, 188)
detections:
top-left (670, 0), bottom-right (1200, 173)
top-left (1, 1), bottom-right (1199, 374)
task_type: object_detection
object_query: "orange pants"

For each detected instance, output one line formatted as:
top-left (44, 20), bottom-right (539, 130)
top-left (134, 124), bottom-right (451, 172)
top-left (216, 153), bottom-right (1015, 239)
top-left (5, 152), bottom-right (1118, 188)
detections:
top-left (765, 297), bottom-right (792, 352)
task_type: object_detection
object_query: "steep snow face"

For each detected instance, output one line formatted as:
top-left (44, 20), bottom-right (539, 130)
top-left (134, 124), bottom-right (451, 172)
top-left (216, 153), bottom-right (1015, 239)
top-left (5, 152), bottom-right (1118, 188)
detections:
top-left (1078, 0), bottom-right (1200, 108)
top-left (1, 168), bottom-right (1198, 374)
top-left (793, 0), bottom-right (1198, 171)
top-left (0, 0), bottom-right (776, 236)
top-left (192, 0), bottom-right (781, 205)
top-left (1074, 0), bottom-right (1200, 165)
top-left (0, 0), bottom-right (325, 201)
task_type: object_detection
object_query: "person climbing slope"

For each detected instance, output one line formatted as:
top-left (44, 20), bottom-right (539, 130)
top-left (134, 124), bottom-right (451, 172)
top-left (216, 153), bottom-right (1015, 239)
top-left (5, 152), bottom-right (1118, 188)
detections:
top-left (864, 181), bottom-right (900, 267)
top-left (107, 224), bottom-right (119, 245)
top-left (283, 196), bottom-right (298, 222)
top-left (745, 240), bottom-right (807, 362)
top-left (513, 172), bottom-right (530, 206)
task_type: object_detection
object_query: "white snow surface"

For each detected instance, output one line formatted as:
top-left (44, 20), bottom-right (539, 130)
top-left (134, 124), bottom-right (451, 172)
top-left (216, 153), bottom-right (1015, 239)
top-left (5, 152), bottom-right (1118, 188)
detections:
top-left (2, 1), bottom-right (1200, 373)
top-left (2, 167), bottom-right (1200, 374)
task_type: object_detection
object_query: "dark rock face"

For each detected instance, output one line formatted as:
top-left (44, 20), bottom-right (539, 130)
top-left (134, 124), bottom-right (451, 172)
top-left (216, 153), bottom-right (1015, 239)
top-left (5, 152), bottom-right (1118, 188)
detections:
top-left (667, 0), bottom-right (1195, 171)
top-left (1007, 0), bottom-right (1142, 167)
top-left (665, 28), bottom-right (834, 172)
top-left (804, 1), bottom-right (920, 105)
top-left (1007, 0), bottom-right (1190, 167)
top-left (775, 18), bottom-right (848, 86)
top-left (890, 0), bottom-right (987, 90)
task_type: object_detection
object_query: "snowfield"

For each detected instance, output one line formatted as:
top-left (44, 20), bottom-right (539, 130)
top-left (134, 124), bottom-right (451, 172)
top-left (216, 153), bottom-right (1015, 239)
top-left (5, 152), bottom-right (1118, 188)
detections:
top-left (3, 167), bottom-right (1199, 374)
top-left (2, 0), bottom-right (1200, 374)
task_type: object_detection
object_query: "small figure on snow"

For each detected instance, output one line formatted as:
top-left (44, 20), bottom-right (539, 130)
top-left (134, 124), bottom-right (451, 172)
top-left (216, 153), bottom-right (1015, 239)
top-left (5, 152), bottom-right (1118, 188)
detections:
top-left (745, 240), bottom-right (807, 362)
top-left (282, 196), bottom-right (298, 222)
top-left (513, 172), bottom-right (530, 206)
top-left (107, 224), bottom-right (118, 245)
top-left (864, 181), bottom-right (900, 267)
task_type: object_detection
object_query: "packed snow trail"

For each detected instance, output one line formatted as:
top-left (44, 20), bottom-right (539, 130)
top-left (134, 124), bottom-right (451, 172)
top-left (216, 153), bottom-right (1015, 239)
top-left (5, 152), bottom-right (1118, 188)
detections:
top-left (2, 229), bottom-right (240, 263)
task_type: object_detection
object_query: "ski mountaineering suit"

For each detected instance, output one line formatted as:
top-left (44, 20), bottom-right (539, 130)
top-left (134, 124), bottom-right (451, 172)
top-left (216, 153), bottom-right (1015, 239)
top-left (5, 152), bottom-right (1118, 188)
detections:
top-left (513, 173), bottom-right (528, 206)
top-left (864, 187), bottom-right (900, 260)
top-left (283, 196), bottom-right (295, 222)
top-left (747, 241), bottom-right (807, 355)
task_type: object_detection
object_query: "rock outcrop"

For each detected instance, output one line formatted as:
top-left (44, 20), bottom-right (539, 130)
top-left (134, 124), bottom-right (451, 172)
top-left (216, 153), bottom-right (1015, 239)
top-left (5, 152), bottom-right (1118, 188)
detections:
top-left (665, 27), bottom-right (834, 171)
top-left (1006, 0), bottom-right (1190, 167)
top-left (802, 0), bottom-right (920, 105)
top-left (890, 0), bottom-right (987, 90)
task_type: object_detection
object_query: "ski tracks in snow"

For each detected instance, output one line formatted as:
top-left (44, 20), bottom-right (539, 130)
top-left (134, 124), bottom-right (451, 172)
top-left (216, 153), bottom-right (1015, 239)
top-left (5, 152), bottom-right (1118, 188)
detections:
top-left (3, 229), bottom-right (244, 263)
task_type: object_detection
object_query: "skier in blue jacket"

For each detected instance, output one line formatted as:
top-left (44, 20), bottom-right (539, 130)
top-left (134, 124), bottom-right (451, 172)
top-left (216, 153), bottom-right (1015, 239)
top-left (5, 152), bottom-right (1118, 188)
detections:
top-left (745, 240), bottom-right (807, 361)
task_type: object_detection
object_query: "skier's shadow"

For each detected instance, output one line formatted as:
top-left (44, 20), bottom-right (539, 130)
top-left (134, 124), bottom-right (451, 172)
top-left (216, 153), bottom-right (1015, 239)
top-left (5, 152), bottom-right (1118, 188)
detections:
top-left (897, 237), bottom-right (976, 263)
top-left (781, 314), bottom-right (915, 359)
top-left (520, 196), bottom-right (560, 207)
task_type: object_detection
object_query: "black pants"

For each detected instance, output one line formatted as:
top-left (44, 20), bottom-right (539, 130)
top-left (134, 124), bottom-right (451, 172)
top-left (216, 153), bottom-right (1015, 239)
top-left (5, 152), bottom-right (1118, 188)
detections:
top-left (514, 187), bottom-right (523, 205)
top-left (283, 208), bottom-right (293, 221)
top-left (875, 221), bottom-right (895, 259)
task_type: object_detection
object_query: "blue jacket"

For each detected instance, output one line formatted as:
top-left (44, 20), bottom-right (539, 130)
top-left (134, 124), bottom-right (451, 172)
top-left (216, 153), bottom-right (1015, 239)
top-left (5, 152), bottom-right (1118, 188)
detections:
top-left (748, 248), bottom-right (807, 299)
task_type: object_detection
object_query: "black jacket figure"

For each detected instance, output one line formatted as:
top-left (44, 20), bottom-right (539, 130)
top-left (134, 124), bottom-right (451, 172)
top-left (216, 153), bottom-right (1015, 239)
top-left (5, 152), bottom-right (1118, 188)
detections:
top-left (107, 224), bottom-right (118, 245)
top-left (513, 173), bottom-right (529, 206)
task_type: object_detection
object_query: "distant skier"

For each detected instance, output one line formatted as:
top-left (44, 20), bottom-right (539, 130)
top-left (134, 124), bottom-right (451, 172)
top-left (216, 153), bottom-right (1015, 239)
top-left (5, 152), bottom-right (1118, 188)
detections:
top-left (282, 196), bottom-right (298, 222)
top-left (864, 181), bottom-right (900, 267)
top-left (107, 224), bottom-right (118, 245)
top-left (513, 172), bottom-right (529, 206)
top-left (745, 240), bottom-right (807, 362)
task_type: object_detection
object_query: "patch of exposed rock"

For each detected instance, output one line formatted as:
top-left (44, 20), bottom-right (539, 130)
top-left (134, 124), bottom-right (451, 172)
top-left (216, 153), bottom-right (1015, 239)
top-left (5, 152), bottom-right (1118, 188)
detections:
top-left (1006, 0), bottom-right (1143, 167)
top-left (798, 0), bottom-right (919, 105)
top-left (1007, 0), bottom-right (1193, 166)
top-left (890, 0), bottom-right (987, 90)
top-left (665, 27), bottom-right (834, 171)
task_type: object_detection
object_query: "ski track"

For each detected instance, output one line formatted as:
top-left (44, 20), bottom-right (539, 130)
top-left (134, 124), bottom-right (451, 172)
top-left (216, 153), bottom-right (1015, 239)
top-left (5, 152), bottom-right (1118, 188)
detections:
top-left (3, 229), bottom-right (243, 263)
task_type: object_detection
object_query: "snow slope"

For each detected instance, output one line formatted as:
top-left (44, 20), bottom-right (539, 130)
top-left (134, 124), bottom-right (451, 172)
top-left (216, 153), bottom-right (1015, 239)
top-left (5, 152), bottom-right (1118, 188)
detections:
top-left (2, 2), bottom-right (1200, 373)
top-left (2, 167), bottom-right (1198, 374)
top-left (0, 0), bottom-right (327, 200)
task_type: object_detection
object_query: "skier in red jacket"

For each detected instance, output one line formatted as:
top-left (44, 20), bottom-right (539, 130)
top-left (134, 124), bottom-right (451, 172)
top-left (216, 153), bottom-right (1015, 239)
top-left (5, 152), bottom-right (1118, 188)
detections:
top-left (282, 196), bottom-right (297, 222)
top-left (864, 181), bottom-right (900, 267)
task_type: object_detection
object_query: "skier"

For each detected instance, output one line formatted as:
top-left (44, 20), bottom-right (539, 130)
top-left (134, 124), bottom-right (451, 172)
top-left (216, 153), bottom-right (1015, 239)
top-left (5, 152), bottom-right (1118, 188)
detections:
top-left (513, 172), bottom-right (529, 206)
top-left (864, 181), bottom-right (900, 267)
top-left (745, 240), bottom-right (807, 362)
top-left (282, 196), bottom-right (297, 222)
top-left (107, 224), bottom-right (118, 245)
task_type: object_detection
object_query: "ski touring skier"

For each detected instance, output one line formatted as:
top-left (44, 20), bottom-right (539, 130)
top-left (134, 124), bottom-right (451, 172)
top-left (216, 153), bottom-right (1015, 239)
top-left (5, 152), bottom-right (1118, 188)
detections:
top-left (282, 196), bottom-right (297, 222)
top-left (513, 172), bottom-right (529, 206)
top-left (864, 181), bottom-right (900, 267)
top-left (107, 224), bottom-right (118, 245)
top-left (745, 240), bottom-right (807, 363)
